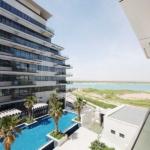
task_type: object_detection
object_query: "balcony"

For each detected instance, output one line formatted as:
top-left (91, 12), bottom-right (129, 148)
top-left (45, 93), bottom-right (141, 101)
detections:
top-left (0, 80), bottom-right (36, 88)
top-left (0, 23), bottom-right (62, 51)
top-left (56, 89), bottom-right (66, 93)
top-left (56, 80), bottom-right (72, 84)
top-left (0, 1), bottom-right (54, 36)
top-left (12, 68), bottom-right (37, 73)
top-left (0, 38), bottom-right (45, 55)
top-left (51, 54), bottom-right (68, 60)
top-left (0, 67), bottom-right (37, 76)
top-left (0, 66), bottom-right (12, 71)
top-left (11, 94), bottom-right (35, 101)
top-left (0, 95), bottom-right (11, 103)
top-left (0, 93), bottom-right (34, 105)
top-left (0, 81), bottom-right (12, 87)
top-left (56, 72), bottom-right (66, 75)
top-left (0, 53), bottom-right (40, 65)
top-left (56, 72), bottom-right (72, 77)
top-left (12, 80), bottom-right (36, 86)
top-left (46, 27), bottom-right (54, 35)
top-left (55, 64), bottom-right (72, 69)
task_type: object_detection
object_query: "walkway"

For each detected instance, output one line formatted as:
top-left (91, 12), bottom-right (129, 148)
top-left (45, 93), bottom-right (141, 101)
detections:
top-left (55, 127), bottom-right (97, 150)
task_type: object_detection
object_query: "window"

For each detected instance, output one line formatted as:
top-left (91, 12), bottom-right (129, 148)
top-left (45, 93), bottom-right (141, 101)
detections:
top-left (119, 133), bottom-right (125, 138)
top-left (110, 130), bottom-right (115, 134)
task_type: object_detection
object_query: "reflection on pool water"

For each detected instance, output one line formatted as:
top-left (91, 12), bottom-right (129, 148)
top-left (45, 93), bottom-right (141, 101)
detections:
top-left (0, 112), bottom-right (77, 150)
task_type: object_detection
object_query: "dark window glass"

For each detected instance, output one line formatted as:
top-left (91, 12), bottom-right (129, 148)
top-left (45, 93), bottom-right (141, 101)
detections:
top-left (119, 133), bottom-right (125, 138)
top-left (111, 130), bottom-right (115, 134)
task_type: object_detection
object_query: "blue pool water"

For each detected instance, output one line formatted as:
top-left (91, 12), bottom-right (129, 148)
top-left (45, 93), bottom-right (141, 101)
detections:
top-left (67, 82), bottom-right (150, 92)
top-left (0, 112), bottom-right (76, 150)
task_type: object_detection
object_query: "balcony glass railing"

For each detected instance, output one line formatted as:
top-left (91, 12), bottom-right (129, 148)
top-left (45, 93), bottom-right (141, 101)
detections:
top-left (12, 80), bottom-right (35, 86)
top-left (52, 54), bottom-right (68, 60)
top-left (55, 63), bottom-right (71, 68)
top-left (56, 80), bottom-right (72, 84)
top-left (56, 72), bottom-right (66, 75)
top-left (0, 65), bottom-right (37, 73)
top-left (10, 94), bottom-right (35, 104)
top-left (12, 68), bottom-right (37, 73)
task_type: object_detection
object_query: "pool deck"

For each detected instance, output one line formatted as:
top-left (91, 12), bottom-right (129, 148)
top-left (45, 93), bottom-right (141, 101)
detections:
top-left (55, 127), bottom-right (97, 150)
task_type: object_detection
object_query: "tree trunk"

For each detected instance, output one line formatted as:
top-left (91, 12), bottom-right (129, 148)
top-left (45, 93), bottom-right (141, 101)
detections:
top-left (78, 108), bottom-right (81, 121)
top-left (28, 109), bottom-right (32, 121)
top-left (54, 118), bottom-right (59, 133)
top-left (5, 143), bottom-right (11, 150)
top-left (28, 109), bottom-right (30, 120)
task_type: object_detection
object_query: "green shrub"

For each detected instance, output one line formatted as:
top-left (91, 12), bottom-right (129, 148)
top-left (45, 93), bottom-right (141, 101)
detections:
top-left (50, 131), bottom-right (64, 139)
top-left (90, 140), bottom-right (115, 150)
top-left (25, 116), bottom-right (34, 124)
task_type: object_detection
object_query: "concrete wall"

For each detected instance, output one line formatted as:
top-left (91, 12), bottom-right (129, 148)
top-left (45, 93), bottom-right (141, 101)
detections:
top-left (101, 117), bottom-right (139, 150)
top-left (120, 0), bottom-right (150, 58)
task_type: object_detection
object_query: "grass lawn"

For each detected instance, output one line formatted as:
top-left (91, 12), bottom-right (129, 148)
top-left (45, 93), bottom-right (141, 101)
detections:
top-left (73, 88), bottom-right (150, 108)
top-left (73, 92), bottom-right (116, 109)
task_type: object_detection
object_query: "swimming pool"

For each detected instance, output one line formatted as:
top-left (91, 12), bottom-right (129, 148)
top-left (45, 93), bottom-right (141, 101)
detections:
top-left (0, 111), bottom-right (77, 150)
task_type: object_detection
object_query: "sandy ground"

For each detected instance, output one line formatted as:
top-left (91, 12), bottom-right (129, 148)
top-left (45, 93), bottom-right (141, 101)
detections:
top-left (118, 93), bottom-right (150, 100)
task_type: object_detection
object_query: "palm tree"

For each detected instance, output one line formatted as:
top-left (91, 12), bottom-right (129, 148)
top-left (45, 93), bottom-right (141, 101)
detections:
top-left (0, 116), bottom-right (21, 150)
top-left (24, 96), bottom-right (37, 121)
top-left (48, 92), bottom-right (63, 133)
top-left (74, 96), bottom-right (86, 121)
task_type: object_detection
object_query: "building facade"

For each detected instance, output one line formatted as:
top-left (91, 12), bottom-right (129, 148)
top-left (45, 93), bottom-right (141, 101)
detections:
top-left (119, 0), bottom-right (150, 58)
top-left (100, 105), bottom-right (149, 150)
top-left (0, 0), bottom-right (70, 111)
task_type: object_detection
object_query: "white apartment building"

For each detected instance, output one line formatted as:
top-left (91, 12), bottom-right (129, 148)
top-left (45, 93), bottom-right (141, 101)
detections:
top-left (100, 105), bottom-right (149, 150)
top-left (0, 0), bottom-right (71, 111)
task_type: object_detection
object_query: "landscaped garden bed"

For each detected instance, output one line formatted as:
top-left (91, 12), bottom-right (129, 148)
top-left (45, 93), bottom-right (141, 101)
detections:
top-left (47, 131), bottom-right (68, 146)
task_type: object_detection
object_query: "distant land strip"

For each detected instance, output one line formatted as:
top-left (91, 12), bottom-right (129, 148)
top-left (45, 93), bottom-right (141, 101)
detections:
top-left (71, 80), bottom-right (150, 84)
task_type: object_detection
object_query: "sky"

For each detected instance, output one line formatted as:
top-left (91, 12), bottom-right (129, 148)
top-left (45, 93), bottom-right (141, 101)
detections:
top-left (36, 0), bottom-right (150, 82)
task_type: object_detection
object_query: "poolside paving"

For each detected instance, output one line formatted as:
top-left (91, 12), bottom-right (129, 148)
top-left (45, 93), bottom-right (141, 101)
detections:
top-left (55, 127), bottom-right (97, 150)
